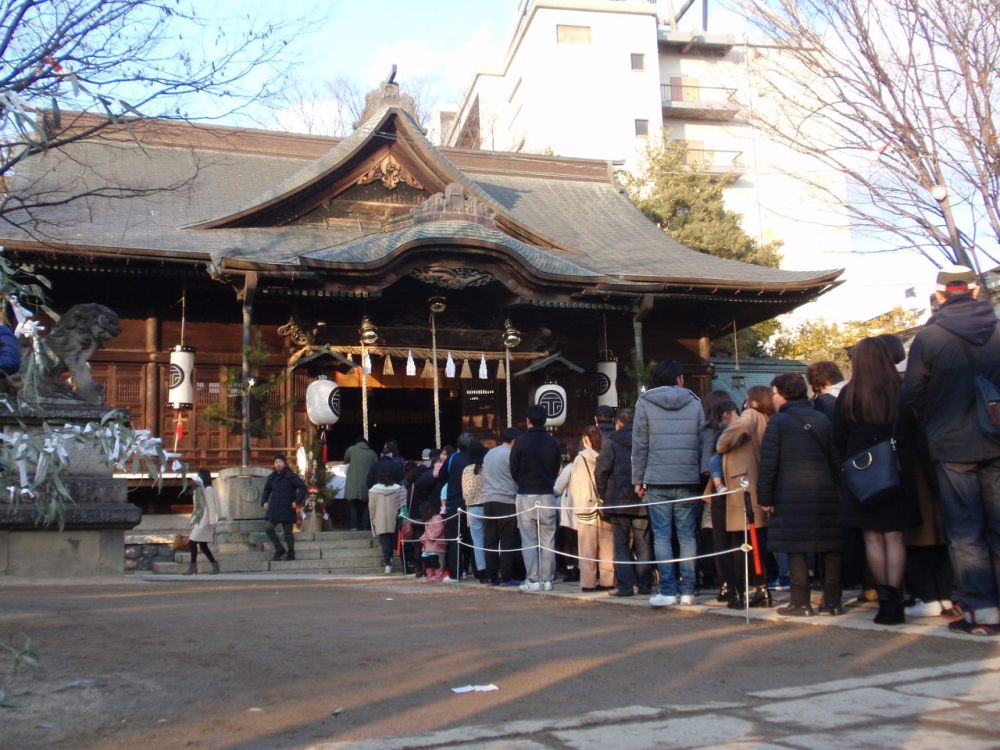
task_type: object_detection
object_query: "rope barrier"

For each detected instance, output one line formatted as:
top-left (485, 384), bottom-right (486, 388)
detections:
top-left (390, 487), bottom-right (760, 583)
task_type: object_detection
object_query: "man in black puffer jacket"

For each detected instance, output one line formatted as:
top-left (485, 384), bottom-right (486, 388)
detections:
top-left (595, 407), bottom-right (652, 597)
top-left (261, 454), bottom-right (307, 561)
top-left (902, 265), bottom-right (1000, 636)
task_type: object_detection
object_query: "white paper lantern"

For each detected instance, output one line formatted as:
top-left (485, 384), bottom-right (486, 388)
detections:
top-left (306, 375), bottom-right (341, 426)
top-left (167, 345), bottom-right (195, 409)
top-left (596, 360), bottom-right (618, 408)
top-left (534, 383), bottom-right (567, 427)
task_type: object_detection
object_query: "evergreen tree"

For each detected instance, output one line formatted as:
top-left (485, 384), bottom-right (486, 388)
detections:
top-left (624, 137), bottom-right (783, 355)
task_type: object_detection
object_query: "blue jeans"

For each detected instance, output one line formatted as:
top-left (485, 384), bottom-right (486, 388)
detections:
top-left (935, 460), bottom-right (1000, 614)
top-left (467, 505), bottom-right (487, 574)
top-left (646, 486), bottom-right (700, 596)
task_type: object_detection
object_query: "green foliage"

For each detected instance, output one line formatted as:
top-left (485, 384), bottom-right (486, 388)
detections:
top-left (1, 633), bottom-right (38, 706)
top-left (623, 137), bottom-right (784, 269)
top-left (623, 137), bottom-right (785, 356)
top-left (201, 331), bottom-right (291, 439)
top-left (622, 350), bottom-right (657, 404)
top-left (768, 307), bottom-right (921, 371)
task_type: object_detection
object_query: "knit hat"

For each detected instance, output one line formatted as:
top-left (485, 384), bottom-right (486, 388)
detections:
top-left (936, 264), bottom-right (977, 292)
top-left (307, 485), bottom-right (320, 494)
top-left (274, 453), bottom-right (287, 463)
top-left (421, 448), bottom-right (433, 460)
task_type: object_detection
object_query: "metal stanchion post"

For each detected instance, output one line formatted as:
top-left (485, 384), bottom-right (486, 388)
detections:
top-left (457, 509), bottom-right (463, 581)
top-left (742, 508), bottom-right (750, 624)
top-left (535, 501), bottom-right (543, 593)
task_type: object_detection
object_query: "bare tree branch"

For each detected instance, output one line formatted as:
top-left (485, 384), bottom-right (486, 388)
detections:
top-left (729, 0), bottom-right (999, 271)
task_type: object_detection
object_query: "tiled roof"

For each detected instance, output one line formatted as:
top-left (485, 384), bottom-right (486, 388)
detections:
top-left (1, 105), bottom-right (841, 295)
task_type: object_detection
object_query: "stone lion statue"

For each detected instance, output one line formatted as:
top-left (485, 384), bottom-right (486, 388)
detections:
top-left (16, 303), bottom-right (122, 404)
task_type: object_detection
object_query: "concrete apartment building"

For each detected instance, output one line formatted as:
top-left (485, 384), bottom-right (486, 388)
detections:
top-left (440, 0), bottom-right (856, 319)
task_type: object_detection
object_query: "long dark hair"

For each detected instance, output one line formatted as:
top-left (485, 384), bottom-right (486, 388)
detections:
top-left (702, 389), bottom-right (735, 419)
top-left (197, 469), bottom-right (212, 487)
top-left (843, 337), bottom-right (899, 425)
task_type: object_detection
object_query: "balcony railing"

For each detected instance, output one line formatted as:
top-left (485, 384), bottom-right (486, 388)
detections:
top-left (681, 148), bottom-right (745, 175)
top-left (661, 84), bottom-right (740, 120)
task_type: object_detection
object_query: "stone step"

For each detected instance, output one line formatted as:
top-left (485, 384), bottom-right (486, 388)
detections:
top-left (152, 556), bottom-right (396, 575)
top-left (174, 546), bottom-right (384, 565)
top-left (292, 538), bottom-right (375, 551)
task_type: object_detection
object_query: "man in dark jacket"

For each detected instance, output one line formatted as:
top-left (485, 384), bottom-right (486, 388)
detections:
top-left (632, 360), bottom-right (708, 607)
top-left (510, 404), bottom-right (562, 591)
top-left (261, 454), bottom-right (307, 561)
top-left (595, 407), bottom-right (652, 597)
top-left (441, 432), bottom-right (473, 580)
top-left (902, 265), bottom-right (1000, 636)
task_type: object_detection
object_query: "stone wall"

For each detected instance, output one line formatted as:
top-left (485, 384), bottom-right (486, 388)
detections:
top-left (124, 541), bottom-right (176, 572)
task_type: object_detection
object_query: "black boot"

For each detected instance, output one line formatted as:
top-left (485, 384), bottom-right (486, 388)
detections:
top-left (874, 585), bottom-right (904, 625)
top-left (727, 589), bottom-right (745, 610)
top-left (717, 581), bottom-right (730, 603)
top-left (748, 584), bottom-right (774, 608)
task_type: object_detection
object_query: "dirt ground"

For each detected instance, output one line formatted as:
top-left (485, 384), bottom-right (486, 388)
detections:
top-left (0, 576), bottom-right (994, 750)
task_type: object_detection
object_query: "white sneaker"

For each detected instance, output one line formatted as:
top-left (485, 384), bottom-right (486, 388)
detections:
top-left (441, 574), bottom-right (458, 583)
top-left (519, 580), bottom-right (541, 592)
top-left (679, 594), bottom-right (695, 606)
top-left (905, 598), bottom-right (943, 617)
top-left (541, 581), bottom-right (553, 591)
top-left (384, 565), bottom-right (392, 575)
top-left (649, 593), bottom-right (677, 607)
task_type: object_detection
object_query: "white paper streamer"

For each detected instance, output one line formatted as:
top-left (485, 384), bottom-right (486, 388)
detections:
top-left (445, 352), bottom-right (456, 378)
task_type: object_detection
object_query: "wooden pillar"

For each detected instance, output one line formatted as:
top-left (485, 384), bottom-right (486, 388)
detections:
top-left (698, 335), bottom-right (711, 365)
top-left (144, 313), bottom-right (160, 433)
top-left (240, 272), bottom-right (258, 468)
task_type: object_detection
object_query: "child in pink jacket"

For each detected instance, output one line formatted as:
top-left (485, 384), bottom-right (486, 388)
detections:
top-left (418, 502), bottom-right (447, 581)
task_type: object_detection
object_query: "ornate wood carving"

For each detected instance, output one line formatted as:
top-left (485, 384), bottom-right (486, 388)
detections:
top-left (412, 182), bottom-right (495, 227)
top-left (409, 265), bottom-right (494, 290)
top-left (355, 153), bottom-right (423, 191)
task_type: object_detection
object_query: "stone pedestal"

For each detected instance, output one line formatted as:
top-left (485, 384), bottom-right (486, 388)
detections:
top-left (215, 466), bottom-right (270, 524)
top-left (0, 405), bottom-right (140, 577)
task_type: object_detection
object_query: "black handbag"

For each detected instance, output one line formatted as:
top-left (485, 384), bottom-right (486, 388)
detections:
top-left (842, 439), bottom-right (900, 505)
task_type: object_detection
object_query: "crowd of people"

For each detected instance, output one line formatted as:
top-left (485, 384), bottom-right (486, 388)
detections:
top-left (249, 265), bottom-right (1000, 638)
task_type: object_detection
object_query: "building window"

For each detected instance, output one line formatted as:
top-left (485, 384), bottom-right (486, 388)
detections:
top-left (556, 24), bottom-right (591, 44)
top-left (631, 53), bottom-right (644, 70)
top-left (634, 119), bottom-right (649, 137)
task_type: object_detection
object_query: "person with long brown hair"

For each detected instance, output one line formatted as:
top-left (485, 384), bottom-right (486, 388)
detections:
top-left (833, 336), bottom-right (920, 625)
top-left (717, 385), bottom-right (776, 607)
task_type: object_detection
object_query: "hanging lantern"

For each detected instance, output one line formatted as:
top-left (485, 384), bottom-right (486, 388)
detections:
top-left (382, 354), bottom-right (394, 376)
top-left (167, 345), bottom-right (195, 409)
top-left (445, 352), bottom-right (456, 378)
top-left (535, 383), bottom-right (567, 427)
top-left (306, 375), bottom-right (341, 426)
top-left (459, 359), bottom-right (472, 379)
top-left (406, 350), bottom-right (416, 376)
top-left (479, 353), bottom-right (488, 379)
top-left (421, 359), bottom-right (435, 379)
top-left (596, 360), bottom-right (618, 408)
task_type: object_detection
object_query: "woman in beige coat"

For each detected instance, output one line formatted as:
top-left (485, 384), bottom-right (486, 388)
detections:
top-left (571, 425), bottom-right (615, 591)
top-left (717, 385), bottom-right (774, 606)
top-left (185, 469), bottom-right (220, 575)
top-left (369, 469), bottom-right (406, 575)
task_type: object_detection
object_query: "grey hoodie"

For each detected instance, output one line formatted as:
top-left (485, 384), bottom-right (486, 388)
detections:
top-left (632, 386), bottom-right (707, 486)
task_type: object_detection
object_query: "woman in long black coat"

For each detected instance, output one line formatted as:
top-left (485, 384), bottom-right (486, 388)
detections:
top-left (832, 336), bottom-right (920, 625)
top-left (758, 373), bottom-right (843, 617)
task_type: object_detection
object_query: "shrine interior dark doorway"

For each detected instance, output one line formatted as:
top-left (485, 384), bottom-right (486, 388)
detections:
top-left (327, 387), bottom-right (463, 461)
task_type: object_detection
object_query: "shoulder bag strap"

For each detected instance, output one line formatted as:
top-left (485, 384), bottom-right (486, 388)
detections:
top-left (787, 409), bottom-right (843, 479)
